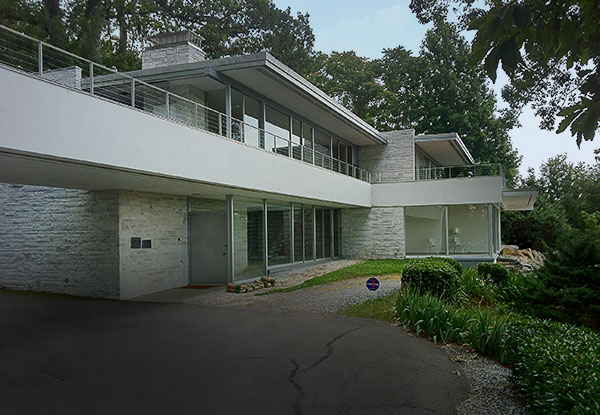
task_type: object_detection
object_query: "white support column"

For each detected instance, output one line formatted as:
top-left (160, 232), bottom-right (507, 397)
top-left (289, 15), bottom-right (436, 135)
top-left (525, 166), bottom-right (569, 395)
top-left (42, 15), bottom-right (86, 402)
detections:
top-left (445, 206), bottom-right (450, 256)
top-left (312, 206), bottom-right (317, 261)
top-left (497, 206), bottom-right (502, 253)
top-left (488, 203), bottom-right (494, 257)
top-left (37, 41), bottom-right (43, 76)
top-left (263, 199), bottom-right (269, 275)
top-left (89, 62), bottom-right (94, 95)
top-left (226, 195), bottom-right (234, 283)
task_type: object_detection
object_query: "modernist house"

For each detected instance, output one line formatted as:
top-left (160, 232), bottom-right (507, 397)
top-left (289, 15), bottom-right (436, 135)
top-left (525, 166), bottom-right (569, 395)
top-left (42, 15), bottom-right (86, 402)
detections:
top-left (0, 28), bottom-right (537, 299)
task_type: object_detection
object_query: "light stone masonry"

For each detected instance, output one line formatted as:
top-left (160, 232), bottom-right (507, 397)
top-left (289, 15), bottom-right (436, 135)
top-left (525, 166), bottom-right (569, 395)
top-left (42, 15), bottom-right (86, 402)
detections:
top-left (0, 183), bottom-right (120, 298)
top-left (341, 207), bottom-right (405, 259)
top-left (142, 42), bottom-right (206, 70)
top-left (358, 129), bottom-right (415, 182)
top-left (118, 191), bottom-right (188, 299)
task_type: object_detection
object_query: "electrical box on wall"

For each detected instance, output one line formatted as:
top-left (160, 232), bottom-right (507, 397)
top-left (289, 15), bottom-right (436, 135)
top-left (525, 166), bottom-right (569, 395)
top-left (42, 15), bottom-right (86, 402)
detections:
top-left (142, 239), bottom-right (152, 249)
top-left (131, 237), bottom-right (141, 249)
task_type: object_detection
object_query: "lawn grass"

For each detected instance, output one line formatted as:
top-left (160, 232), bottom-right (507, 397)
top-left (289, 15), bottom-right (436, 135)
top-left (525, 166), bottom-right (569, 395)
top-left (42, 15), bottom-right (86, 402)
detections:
top-left (261, 259), bottom-right (409, 295)
top-left (338, 293), bottom-right (398, 321)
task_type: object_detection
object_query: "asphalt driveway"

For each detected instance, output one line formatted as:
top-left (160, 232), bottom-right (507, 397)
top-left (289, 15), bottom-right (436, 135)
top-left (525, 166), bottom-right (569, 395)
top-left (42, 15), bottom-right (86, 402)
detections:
top-left (0, 291), bottom-right (468, 415)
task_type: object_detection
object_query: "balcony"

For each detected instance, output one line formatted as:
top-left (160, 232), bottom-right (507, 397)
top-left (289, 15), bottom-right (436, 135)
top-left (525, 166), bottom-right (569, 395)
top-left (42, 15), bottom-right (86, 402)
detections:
top-left (0, 25), bottom-right (371, 183)
top-left (373, 163), bottom-right (504, 185)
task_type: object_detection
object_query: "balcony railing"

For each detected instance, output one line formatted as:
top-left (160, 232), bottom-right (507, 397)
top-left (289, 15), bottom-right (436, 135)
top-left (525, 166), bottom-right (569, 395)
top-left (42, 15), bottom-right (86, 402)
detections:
top-left (0, 25), bottom-right (372, 183)
top-left (373, 163), bottom-right (504, 183)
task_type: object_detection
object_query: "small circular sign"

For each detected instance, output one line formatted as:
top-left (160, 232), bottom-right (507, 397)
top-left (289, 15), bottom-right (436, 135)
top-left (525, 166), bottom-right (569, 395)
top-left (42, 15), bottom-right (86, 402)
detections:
top-left (366, 277), bottom-right (380, 291)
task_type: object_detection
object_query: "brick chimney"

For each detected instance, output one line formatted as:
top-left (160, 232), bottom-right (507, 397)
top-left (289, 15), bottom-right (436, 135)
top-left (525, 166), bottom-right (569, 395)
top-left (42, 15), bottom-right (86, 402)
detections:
top-left (142, 30), bottom-right (206, 70)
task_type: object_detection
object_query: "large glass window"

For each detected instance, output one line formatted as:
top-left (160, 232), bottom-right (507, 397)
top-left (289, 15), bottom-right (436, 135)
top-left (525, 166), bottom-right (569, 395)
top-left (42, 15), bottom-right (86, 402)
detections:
top-left (315, 208), bottom-right (324, 259)
top-left (304, 206), bottom-right (314, 260)
top-left (205, 83), bottom-right (226, 135)
top-left (405, 204), bottom-right (492, 256)
top-left (333, 209), bottom-right (341, 257)
top-left (243, 95), bottom-right (260, 148)
top-left (293, 204), bottom-right (303, 262)
top-left (291, 119), bottom-right (302, 160)
top-left (405, 206), bottom-right (447, 255)
top-left (231, 88), bottom-right (243, 141)
top-left (265, 105), bottom-right (290, 155)
top-left (267, 201), bottom-right (292, 266)
top-left (233, 198), bottom-right (264, 281)
top-left (302, 124), bottom-right (313, 163)
top-left (448, 204), bottom-right (489, 254)
top-left (324, 208), bottom-right (331, 258)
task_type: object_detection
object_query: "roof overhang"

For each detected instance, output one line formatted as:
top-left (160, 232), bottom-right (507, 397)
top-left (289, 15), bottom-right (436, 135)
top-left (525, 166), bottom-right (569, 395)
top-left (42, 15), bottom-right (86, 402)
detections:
top-left (502, 189), bottom-right (539, 211)
top-left (127, 52), bottom-right (386, 146)
top-left (415, 133), bottom-right (475, 166)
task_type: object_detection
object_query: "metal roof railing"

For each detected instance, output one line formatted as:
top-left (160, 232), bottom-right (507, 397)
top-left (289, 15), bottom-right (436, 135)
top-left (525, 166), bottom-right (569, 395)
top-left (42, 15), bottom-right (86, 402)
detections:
top-left (373, 163), bottom-right (505, 184)
top-left (0, 24), bottom-right (372, 183)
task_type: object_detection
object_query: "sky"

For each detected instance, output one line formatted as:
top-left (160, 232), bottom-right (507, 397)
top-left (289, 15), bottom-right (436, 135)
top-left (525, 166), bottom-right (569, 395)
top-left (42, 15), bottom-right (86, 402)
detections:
top-left (273, 0), bottom-right (598, 176)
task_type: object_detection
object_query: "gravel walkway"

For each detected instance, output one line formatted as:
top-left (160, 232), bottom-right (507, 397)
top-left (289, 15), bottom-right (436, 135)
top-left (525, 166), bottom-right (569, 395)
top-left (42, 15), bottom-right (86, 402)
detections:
top-left (444, 345), bottom-right (526, 415)
top-left (136, 259), bottom-right (527, 415)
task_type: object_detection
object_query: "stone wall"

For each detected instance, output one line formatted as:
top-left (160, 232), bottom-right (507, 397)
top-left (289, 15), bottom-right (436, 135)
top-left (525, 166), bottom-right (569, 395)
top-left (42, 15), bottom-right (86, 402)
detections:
top-left (358, 129), bottom-right (415, 182)
top-left (340, 207), bottom-right (405, 259)
top-left (142, 42), bottom-right (206, 70)
top-left (118, 191), bottom-right (188, 299)
top-left (0, 183), bottom-right (120, 298)
top-left (42, 66), bottom-right (82, 89)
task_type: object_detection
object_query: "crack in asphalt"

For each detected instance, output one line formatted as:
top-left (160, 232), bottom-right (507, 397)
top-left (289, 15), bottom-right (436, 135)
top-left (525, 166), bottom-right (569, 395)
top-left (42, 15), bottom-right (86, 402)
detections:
top-left (229, 327), bottom-right (360, 415)
top-left (291, 327), bottom-right (360, 415)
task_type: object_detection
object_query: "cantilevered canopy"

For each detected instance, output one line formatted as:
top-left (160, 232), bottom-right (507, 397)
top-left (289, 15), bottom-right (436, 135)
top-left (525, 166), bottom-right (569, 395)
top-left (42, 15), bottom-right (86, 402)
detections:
top-left (415, 133), bottom-right (475, 166)
top-left (127, 52), bottom-right (386, 146)
top-left (502, 189), bottom-right (539, 211)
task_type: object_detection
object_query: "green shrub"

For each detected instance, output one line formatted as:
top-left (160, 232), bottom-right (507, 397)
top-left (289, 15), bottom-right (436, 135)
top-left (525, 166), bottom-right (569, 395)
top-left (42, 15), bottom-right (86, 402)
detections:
top-left (402, 258), bottom-right (460, 298)
top-left (395, 288), bottom-right (508, 358)
top-left (477, 262), bottom-right (509, 284)
top-left (501, 317), bottom-right (600, 414)
top-left (430, 256), bottom-right (464, 275)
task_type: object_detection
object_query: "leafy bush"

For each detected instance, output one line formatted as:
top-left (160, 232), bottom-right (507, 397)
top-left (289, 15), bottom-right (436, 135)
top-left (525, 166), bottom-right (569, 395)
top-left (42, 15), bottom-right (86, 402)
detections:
top-left (395, 288), bottom-right (507, 358)
top-left (502, 317), bottom-right (600, 414)
top-left (402, 258), bottom-right (460, 298)
top-left (429, 256), bottom-right (464, 275)
top-left (477, 262), bottom-right (509, 284)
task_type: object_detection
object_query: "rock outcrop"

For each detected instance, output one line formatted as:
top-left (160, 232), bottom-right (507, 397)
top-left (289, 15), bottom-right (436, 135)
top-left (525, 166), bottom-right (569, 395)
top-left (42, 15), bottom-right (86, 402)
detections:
top-left (497, 246), bottom-right (545, 273)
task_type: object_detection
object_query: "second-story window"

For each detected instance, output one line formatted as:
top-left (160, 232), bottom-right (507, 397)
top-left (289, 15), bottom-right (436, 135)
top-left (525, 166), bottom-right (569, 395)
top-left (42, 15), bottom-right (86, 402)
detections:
top-left (265, 105), bottom-right (290, 155)
top-left (243, 95), bottom-right (261, 148)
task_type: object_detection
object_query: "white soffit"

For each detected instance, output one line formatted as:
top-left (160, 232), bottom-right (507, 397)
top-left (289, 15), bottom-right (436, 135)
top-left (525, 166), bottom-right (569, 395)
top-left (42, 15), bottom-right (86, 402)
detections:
top-left (502, 189), bottom-right (539, 211)
top-left (415, 133), bottom-right (475, 166)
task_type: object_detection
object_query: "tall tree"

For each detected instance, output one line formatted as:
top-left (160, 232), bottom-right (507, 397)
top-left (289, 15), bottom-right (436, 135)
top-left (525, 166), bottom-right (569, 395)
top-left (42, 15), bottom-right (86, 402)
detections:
top-left (1, 0), bottom-right (317, 74)
top-left (409, 0), bottom-right (600, 150)
top-left (386, 22), bottom-right (521, 184)
top-left (311, 23), bottom-right (520, 184)
top-left (308, 51), bottom-right (383, 124)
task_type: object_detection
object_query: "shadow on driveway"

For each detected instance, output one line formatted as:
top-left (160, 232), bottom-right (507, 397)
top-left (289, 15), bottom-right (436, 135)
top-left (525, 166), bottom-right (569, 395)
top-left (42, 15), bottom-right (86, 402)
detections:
top-left (0, 291), bottom-right (468, 415)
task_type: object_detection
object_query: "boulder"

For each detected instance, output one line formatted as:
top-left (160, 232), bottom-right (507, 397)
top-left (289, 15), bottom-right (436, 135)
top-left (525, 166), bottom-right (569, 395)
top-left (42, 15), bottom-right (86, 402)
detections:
top-left (498, 247), bottom-right (545, 273)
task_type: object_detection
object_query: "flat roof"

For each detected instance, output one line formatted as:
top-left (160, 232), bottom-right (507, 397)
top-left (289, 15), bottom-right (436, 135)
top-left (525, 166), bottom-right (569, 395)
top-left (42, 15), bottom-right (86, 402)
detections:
top-left (127, 52), bottom-right (387, 146)
top-left (415, 133), bottom-right (475, 166)
top-left (502, 189), bottom-right (539, 211)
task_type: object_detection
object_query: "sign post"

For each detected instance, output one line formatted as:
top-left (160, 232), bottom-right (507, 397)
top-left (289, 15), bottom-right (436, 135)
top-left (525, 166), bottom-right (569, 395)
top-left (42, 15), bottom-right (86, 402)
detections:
top-left (366, 277), bottom-right (380, 317)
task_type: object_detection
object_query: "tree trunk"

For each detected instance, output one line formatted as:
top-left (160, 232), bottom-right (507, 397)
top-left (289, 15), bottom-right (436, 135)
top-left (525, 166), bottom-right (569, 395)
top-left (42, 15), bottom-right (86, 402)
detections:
top-left (43, 0), bottom-right (66, 48)
top-left (84, 0), bottom-right (104, 62)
